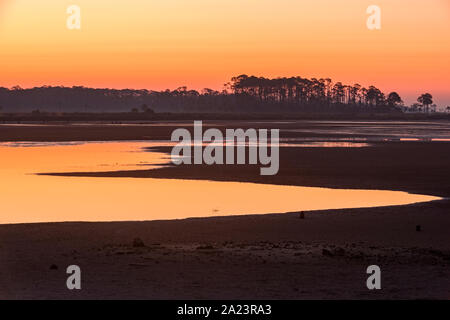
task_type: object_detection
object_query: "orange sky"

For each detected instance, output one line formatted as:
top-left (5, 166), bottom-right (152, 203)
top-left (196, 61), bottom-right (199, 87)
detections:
top-left (0, 0), bottom-right (449, 106)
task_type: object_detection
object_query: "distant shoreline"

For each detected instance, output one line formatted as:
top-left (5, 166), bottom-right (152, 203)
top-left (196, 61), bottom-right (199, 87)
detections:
top-left (1, 112), bottom-right (450, 123)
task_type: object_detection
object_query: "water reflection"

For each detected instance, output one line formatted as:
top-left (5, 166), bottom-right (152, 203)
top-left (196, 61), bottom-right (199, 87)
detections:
top-left (0, 142), bottom-right (440, 224)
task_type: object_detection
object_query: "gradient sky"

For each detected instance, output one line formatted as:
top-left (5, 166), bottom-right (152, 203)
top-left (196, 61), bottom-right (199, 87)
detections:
top-left (0, 0), bottom-right (449, 106)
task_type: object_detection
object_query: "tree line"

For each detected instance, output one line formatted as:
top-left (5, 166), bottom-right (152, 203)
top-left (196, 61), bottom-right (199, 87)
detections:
top-left (0, 75), bottom-right (435, 114)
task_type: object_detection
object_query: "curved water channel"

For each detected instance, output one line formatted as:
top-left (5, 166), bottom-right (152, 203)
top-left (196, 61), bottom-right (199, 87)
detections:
top-left (0, 141), bottom-right (440, 224)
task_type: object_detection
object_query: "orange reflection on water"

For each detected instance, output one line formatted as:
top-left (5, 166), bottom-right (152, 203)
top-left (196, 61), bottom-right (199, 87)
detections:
top-left (0, 142), bottom-right (441, 224)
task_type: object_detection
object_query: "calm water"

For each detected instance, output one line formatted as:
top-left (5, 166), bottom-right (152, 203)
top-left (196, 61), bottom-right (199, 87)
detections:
top-left (0, 141), bottom-right (440, 224)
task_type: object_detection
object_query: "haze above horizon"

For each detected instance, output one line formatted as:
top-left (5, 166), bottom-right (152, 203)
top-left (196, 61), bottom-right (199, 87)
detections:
top-left (0, 0), bottom-right (449, 106)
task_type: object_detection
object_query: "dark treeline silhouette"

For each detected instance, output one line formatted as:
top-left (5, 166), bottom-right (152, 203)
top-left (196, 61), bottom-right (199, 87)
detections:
top-left (229, 75), bottom-right (404, 112)
top-left (0, 75), bottom-right (421, 114)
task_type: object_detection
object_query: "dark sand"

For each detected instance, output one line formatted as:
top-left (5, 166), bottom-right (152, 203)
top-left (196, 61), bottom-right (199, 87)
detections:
top-left (1, 201), bottom-right (449, 299)
top-left (51, 141), bottom-right (450, 198)
top-left (0, 121), bottom-right (449, 299)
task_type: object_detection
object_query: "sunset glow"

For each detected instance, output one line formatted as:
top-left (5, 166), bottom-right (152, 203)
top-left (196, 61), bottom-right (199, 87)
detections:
top-left (0, 0), bottom-right (449, 105)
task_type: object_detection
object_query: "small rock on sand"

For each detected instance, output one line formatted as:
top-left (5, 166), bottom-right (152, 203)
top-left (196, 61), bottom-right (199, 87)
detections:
top-left (196, 245), bottom-right (215, 250)
top-left (335, 247), bottom-right (346, 256)
top-left (132, 238), bottom-right (145, 248)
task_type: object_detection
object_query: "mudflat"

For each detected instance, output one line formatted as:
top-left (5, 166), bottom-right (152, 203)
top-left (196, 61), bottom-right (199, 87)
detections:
top-left (0, 120), bottom-right (449, 299)
top-left (1, 201), bottom-right (449, 299)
